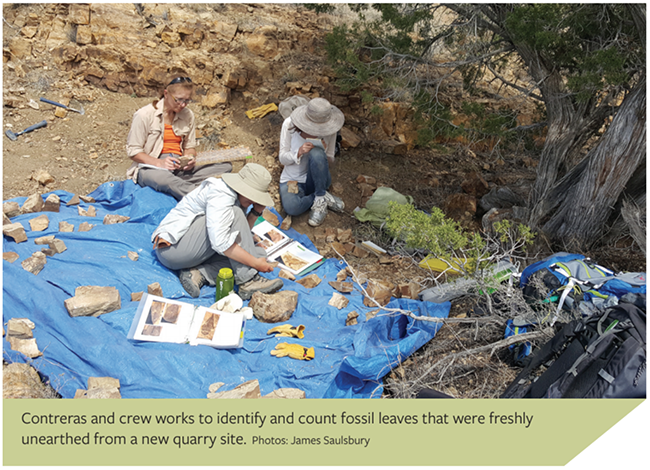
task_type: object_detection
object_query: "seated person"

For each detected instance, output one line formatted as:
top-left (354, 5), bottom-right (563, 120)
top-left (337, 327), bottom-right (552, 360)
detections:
top-left (126, 76), bottom-right (231, 200)
top-left (152, 163), bottom-right (283, 299)
top-left (278, 97), bottom-right (345, 227)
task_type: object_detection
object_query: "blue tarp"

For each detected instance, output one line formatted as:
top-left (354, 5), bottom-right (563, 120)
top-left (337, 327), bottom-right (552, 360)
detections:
top-left (3, 181), bottom-right (449, 398)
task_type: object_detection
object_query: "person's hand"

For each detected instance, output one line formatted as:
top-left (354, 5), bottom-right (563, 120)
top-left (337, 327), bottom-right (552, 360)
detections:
top-left (182, 156), bottom-right (196, 171)
top-left (254, 258), bottom-right (275, 273)
top-left (159, 156), bottom-right (180, 170)
top-left (297, 142), bottom-right (314, 159)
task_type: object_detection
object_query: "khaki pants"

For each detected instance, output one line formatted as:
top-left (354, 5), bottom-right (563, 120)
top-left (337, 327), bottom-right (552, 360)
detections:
top-left (138, 158), bottom-right (232, 201)
top-left (155, 206), bottom-right (265, 285)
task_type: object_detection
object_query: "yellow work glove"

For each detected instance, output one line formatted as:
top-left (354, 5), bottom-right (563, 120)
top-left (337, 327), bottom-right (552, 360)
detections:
top-left (245, 103), bottom-right (278, 119)
top-left (270, 343), bottom-right (315, 361)
top-left (267, 324), bottom-right (305, 339)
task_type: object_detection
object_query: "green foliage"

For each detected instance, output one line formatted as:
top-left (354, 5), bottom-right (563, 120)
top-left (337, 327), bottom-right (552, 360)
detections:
top-left (505, 4), bottom-right (641, 102)
top-left (460, 102), bottom-right (518, 140)
top-left (385, 203), bottom-right (474, 256)
top-left (385, 202), bottom-right (536, 276)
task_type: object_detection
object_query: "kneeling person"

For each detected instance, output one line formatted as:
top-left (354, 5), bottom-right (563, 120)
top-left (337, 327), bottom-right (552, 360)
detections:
top-left (152, 163), bottom-right (282, 299)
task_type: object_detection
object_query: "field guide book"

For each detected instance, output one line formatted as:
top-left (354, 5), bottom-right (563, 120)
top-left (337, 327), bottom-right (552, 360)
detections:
top-left (127, 293), bottom-right (245, 349)
top-left (251, 220), bottom-right (323, 276)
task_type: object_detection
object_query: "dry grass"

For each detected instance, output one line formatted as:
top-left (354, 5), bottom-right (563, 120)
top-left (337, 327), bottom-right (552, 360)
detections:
top-left (3, 361), bottom-right (60, 399)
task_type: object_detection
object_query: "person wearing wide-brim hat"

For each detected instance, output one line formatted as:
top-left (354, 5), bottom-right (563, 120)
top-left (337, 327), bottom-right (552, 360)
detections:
top-left (152, 163), bottom-right (283, 299)
top-left (278, 97), bottom-right (346, 226)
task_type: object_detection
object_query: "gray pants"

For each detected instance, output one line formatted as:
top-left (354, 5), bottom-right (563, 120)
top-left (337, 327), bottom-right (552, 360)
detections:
top-left (155, 206), bottom-right (265, 285)
top-left (138, 158), bottom-right (232, 201)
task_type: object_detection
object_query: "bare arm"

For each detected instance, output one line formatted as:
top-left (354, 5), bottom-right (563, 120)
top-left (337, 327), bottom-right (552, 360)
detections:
top-left (223, 242), bottom-right (274, 273)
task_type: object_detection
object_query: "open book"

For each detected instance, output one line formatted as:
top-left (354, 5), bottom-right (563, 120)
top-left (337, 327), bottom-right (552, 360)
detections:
top-left (127, 293), bottom-right (245, 349)
top-left (251, 220), bottom-right (323, 276)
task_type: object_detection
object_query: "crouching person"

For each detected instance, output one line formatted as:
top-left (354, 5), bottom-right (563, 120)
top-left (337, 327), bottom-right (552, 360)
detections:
top-left (152, 163), bottom-right (283, 299)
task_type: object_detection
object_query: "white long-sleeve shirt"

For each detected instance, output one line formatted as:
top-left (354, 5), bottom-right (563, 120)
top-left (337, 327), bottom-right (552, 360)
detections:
top-left (152, 177), bottom-right (240, 254)
top-left (278, 117), bottom-right (337, 184)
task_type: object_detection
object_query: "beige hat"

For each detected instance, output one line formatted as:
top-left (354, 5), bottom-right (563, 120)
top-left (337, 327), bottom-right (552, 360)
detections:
top-left (290, 97), bottom-right (345, 136)
top-left (222, 163), bottom-right (274, 207)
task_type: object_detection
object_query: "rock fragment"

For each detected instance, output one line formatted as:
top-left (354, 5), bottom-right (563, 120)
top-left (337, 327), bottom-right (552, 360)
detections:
top-left (7, 318), bottom-right (35, 338)
top-left (280, 215), bottom-right (292, 230)
top-left (287, 180), bottom-right (299, 194)
top-left (278, 269), bottom-right (295, 281)
top-left (79, 195), bottom-right (95, 203)
top-left (66, 194), bottom-right (80, 206)
top-left (296, 273), bottom-right (321, 289)
top-left (64, 286), bottom-right (121, 317)
top-left (8, 337), bottom-right (42, 358)
top-left (249, 290), bottom-right (298, 323)
top-left (262, 208), bottom-right (279, 226)
top-left (75, 377), bottom-right (121, 399)
top-left (127, 251), bottom-right (139, 261)
top-left (3, 213), bottom-right (10, 226)
top-left (3, 223), bottom-right (28, 243)
top-left (78, 222), bottom-right (94, 232)
top-left (207, 379), bottom-right (261, 399)
top-left (399, 282), bottom-right (421, 299)
top-left (3, 252), bottom-right (19, 263)
top-left (351, 245), bottom-right (370, 258)
top-left (4, 201), bottom-right (21, 218)
top-left (329, 292), bottom-right (349, 310)
top-left (59, 221), bottom-right (74, 232)
top-left (20, 194), bottom-right (43, 214)
top-left (48, 239), bottom-right (67, 254)
top-left (346, 311), bottom-right (359, 326)
top-left (131, 292), bottom-right (143, 302)
top-left (262, 388), bottom-right (306, 399)
top-left (147, 282), bottom-right (163, 297)
top-left (363, 280), bottom-right (395, 307)
top-left (328, 281), bottom-right (353, 293)
top-left (336, 228), bottom-right (353, 243)
top-left (29, 214), bottom-right (49, 232)
top-left (336, 267), bottom-right (351, 282)
top-left (366, 309), bottom-right (380, 321)
top-left (21, 252), bottom-right (47, 275)
top-left (34, 235), bottom-right (55, 245)
top-left (103, 214), bottom-right (130, 225)
top-left (32, 170), bottom-right (55, 186)
top-left (78, 205), bottom-right (96, 217)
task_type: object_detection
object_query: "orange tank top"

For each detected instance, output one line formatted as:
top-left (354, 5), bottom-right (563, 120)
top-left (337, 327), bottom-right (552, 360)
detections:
top-left (161, 124), bottom-right (182, 156)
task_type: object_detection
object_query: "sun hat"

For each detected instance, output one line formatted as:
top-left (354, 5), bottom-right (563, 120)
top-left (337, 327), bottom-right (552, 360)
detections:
top-left (222, 163), bottom-right (274, 207)
top-left (278, 94), bottom-right (310, 120)
top-left (290, 97), bottom-right (345, 136)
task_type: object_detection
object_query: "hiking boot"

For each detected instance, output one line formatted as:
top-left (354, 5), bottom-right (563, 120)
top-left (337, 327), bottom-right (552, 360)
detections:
top-left (238, 274), bottom-right (284, 300)
top-left (179, 268), bottom-right (206, 298)
top-left (308, 197), bottom-right (328, 227)
top-left (323, 191), bottom-right (344, 212)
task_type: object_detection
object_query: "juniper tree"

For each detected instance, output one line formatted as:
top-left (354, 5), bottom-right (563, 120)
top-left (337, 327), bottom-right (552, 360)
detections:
top-left (314, 4), bottom-right (645, 250)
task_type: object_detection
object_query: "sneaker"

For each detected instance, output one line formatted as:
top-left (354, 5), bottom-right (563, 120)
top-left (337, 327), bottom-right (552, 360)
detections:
top-left (179, 268), bottom-right (206, 298)
top-left (238, 274), bottom-right (284, 300)
top-left (308, 197), bottom-right (328, 227)
top-left (323, 191), bottom-right (344, 212)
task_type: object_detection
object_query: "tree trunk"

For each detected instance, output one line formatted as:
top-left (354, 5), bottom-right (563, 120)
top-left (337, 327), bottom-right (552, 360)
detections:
top-left (540, 75), bottom-right (646, 249)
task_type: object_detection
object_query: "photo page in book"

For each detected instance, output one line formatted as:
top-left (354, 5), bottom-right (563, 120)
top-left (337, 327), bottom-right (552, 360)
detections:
top-left (268, 241), bottom-right (323, 276)
top-left (127, 293), bottom-right (245, 349)
top-left (251, 220), bottom-right (292, 256)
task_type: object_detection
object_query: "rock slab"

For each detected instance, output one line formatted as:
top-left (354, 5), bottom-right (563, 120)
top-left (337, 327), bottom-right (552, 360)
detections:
top-left (249, 290), bottom-right (298, 323)
top-left (64, 286), bottom-right (121, 317)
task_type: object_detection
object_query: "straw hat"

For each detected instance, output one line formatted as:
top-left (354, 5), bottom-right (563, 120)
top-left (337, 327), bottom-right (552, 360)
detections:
top-left (290, 98), bottom-right (344, 136)
top-left (222, 163), bottom-right (274, 207)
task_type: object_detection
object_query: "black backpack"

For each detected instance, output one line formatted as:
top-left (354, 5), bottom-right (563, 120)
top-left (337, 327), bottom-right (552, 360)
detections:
top-left (501, 294), bottom-right (646, 399)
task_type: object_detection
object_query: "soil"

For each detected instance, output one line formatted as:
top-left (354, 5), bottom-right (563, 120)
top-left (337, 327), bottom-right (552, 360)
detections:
top-left (3, 3), bottom-right (643, 399)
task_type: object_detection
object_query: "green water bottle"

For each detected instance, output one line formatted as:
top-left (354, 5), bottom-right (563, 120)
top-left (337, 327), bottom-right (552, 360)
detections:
top-left (216, 268), bottom-right (235, 301)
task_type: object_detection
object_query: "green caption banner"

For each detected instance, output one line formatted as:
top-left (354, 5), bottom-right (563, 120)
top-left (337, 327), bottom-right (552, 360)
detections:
top-left (3, 398), bottom-right (641, 466)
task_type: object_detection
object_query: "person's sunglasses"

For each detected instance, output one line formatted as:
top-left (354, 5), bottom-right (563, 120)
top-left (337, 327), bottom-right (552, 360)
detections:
top-left (168, 76), bottom-right (192, 85)
top-left (169, 94), bottom-right (192, 105)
